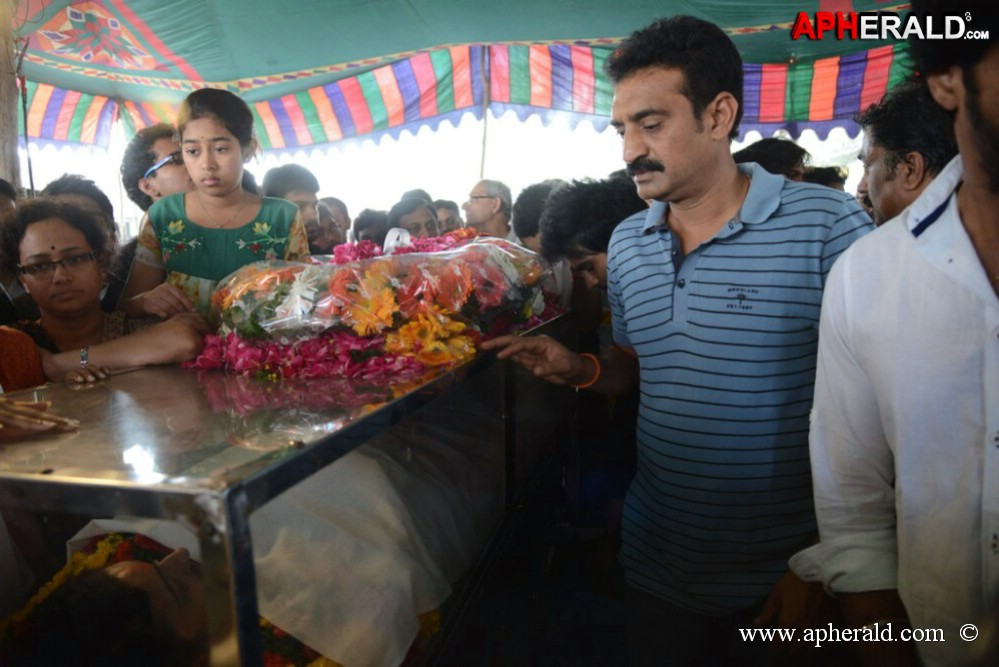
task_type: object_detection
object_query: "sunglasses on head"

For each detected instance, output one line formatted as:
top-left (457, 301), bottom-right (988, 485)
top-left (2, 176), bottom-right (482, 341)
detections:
top-left (143, 152), bottom-right (183, 179)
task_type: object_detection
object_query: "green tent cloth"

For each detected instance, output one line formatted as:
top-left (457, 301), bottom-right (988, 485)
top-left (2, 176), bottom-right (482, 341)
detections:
top-left (12, 1), bottom-right (913, 149)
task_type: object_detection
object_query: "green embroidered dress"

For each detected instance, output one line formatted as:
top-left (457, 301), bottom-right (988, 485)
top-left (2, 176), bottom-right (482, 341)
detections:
top-left (135, 193), bottom-right (310, 311)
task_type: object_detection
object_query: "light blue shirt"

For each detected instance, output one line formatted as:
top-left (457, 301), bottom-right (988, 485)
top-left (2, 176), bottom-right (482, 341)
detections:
top-left (607, 163), bottom-right (872, 614)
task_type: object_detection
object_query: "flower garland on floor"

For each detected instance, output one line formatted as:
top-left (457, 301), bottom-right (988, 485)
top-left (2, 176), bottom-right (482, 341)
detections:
top-left (186, 230), bottom-right (561, 380)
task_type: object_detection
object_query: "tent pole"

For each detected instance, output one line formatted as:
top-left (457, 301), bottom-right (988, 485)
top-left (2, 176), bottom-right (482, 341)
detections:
top-left (478, 46), bottom-right (490, 179)
top-left (0, 1), bottom-right (21, 188)
top-left (18, 68), bottom-right (33, 196)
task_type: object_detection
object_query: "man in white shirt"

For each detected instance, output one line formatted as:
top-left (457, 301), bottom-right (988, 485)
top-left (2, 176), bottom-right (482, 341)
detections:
top-left (792, 2), bottom-right (999, 664)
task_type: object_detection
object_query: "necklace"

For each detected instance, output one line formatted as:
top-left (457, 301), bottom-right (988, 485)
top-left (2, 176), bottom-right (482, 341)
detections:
top-left (196, 189), bottom-right (248, 228)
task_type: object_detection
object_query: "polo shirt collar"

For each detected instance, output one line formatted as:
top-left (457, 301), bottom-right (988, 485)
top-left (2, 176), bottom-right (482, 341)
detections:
top-left (641, 162), bottom-right (783, 233)
top-left (904, 155), bottom-right (962, 236)
top-left (736, 162), bottom-right (783, 224)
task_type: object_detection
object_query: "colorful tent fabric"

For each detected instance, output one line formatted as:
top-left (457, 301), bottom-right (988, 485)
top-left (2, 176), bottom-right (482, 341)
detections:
top-left (20, 40), bottom-right (912, 151)
top-left (13, 1), bottom-right (914, 151)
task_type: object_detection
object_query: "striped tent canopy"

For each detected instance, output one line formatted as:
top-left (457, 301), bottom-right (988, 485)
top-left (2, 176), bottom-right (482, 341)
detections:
top-left (13, 0), bottom-right (913, 151)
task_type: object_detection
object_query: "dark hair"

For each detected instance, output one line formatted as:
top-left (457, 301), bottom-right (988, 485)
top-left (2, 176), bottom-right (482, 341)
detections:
top-left (732, 138), bottom-right (810, 178)
top-left (120, 123), bottom-right (177, 211)
top-left (0, 198), bottom-right (110, 276)
top-left (320, 197), bottom-right (348, 217)
top-left (512, 180), bottom-right (563, 240)
top-left (802, 166), bottom-right (847, 188)
top-left (432, 199), bottom-right (459, 215)
top-left (4, 570), bottom-right (207, 667)
top-left (241, 169), bottom-right (260, 195)
top-left (856, 80), bottom-right (958, 177)
top-left (607, 16), bottom-right (744, 140)
top-left (317, 201), bottom-right (333, 222)
top-left (177, 88), bottom-right (256, 152)
top-left (0, 177), bottom-right (17, 202)
top-left (908, 0), bottom-right (997, 76)
top-left (41, 174), bottom-right (115, 222)
top-left (387, 198), bottom-right (438, 234)
top-left (400, 189), bottom-right (432, 204)
top-left (351, 209), bottom-right (389, 246)
top-left (539, 175), bottom-right (647, 262)
top-left (262, 164), bottom-right (320, 198)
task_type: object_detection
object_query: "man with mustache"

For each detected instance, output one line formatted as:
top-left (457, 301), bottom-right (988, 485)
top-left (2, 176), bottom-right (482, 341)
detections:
top-left (855, 81), bottom-right (957, 227)
top-left (484, 15), bottom-right (871, 665)
top-left (792, 1), bottom-right (999, 664)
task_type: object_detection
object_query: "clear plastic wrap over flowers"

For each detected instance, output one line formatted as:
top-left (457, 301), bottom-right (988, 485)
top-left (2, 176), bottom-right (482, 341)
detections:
top-left (213, 237), bottom-right (549, 338)
top-left (193, 237), bottom-right (560, 379)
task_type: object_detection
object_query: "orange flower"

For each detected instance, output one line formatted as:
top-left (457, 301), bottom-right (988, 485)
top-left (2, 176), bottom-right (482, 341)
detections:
top-left (345, 287), bottom-right (397, 336)
top-left (384, 307), bottom-right (472, 365)
top-left (415, 340), bottom-right (452, 366)
top-left (360, 258), bottom-right (397, 294)
top-left (213, 286), bottom-right (234, 310)
top-left (388, 319), bottom-right (434, 352)
top-left (252, 265), bottom-right (303, 294)
top-left (415, 334), bottom-right (475, 366)
top-left (396, 265), bottom-right (435, 318)
top-left (435, 261), bottom-right (472, 312)
top-left (320, 268), bottom-right (361, 318)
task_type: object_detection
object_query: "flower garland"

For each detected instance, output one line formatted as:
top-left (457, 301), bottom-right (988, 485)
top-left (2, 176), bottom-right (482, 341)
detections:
top-left (0, 532), bottom-right (172, 643)
top-left (0, 532), bottom-right (343, 667)
top-left (187, 231), bottom-right (560, 380)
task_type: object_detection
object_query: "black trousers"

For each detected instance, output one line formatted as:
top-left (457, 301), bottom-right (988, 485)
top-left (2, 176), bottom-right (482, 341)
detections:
top-left (624, 585), bottom-right (772, 667)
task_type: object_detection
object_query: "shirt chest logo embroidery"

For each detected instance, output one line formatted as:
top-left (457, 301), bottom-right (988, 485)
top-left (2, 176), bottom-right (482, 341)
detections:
top-left (726, 287), bottom-right (757, 311)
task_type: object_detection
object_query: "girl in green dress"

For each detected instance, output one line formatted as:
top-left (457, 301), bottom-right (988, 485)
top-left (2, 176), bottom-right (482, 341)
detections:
top-left (125, 89), bottom-right (310, 318)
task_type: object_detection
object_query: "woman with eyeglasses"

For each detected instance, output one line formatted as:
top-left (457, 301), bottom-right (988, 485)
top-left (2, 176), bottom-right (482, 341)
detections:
top-left (0, 199), bottom-right (209, 383)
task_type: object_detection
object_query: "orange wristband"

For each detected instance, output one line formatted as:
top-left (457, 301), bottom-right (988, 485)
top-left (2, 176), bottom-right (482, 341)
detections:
top-left (572, 353), bottom-right (601, 390)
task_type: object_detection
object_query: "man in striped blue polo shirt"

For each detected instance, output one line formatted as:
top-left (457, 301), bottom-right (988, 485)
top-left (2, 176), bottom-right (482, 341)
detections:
top-left (484, 15), bottom-right (872, 664)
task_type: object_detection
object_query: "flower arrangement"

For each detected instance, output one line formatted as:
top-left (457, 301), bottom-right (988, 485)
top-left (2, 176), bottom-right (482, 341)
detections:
top-left (188, 233), bottom-right (560, 380)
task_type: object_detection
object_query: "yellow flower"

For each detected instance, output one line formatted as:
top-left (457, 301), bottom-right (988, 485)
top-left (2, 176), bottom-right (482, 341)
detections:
top-left (386, 320), bottom-right (431, 354)
top-left (167, 220), bottom-right (185, 234)
top-left (0, 533), bottom-right (123, 639)
top-left (253, 222), bottom-right (271, 234)
top-left (360, 260), bottom-right (396, 294)
top-left (347, 287), bottom-right (397, 336)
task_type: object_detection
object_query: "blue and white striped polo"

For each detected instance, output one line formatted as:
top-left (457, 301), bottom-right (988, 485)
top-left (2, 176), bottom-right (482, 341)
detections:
top-left (607, 163), bottom-right (872, 615)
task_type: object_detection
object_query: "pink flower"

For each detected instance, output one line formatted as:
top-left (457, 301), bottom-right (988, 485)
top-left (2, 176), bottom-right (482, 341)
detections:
top-left (333, 241), bottom-right (382, 264)
top-left (183, 334), bottom-right (225, 370)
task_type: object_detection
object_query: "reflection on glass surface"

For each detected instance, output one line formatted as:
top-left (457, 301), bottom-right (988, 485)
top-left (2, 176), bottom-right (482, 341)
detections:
top-left (0, 365), bottom-right (458, 487)
top-left (122, 444), bottom-right (165, 483)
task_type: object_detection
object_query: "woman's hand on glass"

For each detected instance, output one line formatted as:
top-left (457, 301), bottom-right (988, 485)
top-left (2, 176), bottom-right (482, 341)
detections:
top-left (0, 397), bottom-right (79, 441)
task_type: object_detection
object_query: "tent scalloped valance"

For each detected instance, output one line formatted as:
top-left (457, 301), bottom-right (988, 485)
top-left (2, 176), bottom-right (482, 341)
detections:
top-left (19, 42), bottom-right (912, 151)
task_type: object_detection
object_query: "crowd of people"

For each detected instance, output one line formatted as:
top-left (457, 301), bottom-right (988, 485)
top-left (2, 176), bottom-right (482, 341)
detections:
top-left (0, 0), bottom-right (996, 664)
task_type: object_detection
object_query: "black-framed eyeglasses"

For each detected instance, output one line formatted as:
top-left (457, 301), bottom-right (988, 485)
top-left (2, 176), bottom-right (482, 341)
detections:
top-left (143, 152), bottom-right (183, 179)
top-left (18, 252), bottom-right (96, 279)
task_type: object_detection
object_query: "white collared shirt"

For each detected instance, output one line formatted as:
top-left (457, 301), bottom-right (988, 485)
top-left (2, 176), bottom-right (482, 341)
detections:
top-left (792, 156), bottom-right (999, 665)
